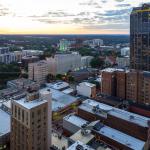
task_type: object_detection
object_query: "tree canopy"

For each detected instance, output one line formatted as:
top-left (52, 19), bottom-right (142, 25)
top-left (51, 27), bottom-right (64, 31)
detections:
top-left (90, 57), bottom-right (104, 68)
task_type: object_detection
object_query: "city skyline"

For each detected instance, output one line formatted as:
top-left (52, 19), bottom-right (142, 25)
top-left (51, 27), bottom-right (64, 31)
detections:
top-left (0, 0), bottom-right (149, 34)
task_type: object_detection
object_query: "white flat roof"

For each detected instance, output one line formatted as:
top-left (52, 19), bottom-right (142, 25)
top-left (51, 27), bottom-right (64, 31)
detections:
top-left (14, 98), bottom-right (47, 109)
top-left (2, 100), bottom-right (11, 109)
top-left (40, 87), bottom-right (79, 111)
top-left (64, 114), bottom-right (88, 128)
top-left (79, 99), bottom-right (150, 127)
top-left (62, 88), bottom-right (74, 94)
top-left (67, 141), bottom-right (94, 150)
top-left (79, 82), bottom-right (96, 88)
top-left (101, 68), bottom-right (124, 73)
top-left (46, 82), bottom-right (69, 90)
top-left (96, 125), bottom-right (145, 150)
top-left (0, 109), bottom-right (10, 136)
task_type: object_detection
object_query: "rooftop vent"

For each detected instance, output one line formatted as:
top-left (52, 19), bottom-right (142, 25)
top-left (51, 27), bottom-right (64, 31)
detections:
top-left (147, 120), bottom-right (150, 127)
top-left (92, 105), bottom-right (100, 113)
top-left (129, 115), bottom-right (134, 120)
top-left (76, 144), bottom-right (84, 150)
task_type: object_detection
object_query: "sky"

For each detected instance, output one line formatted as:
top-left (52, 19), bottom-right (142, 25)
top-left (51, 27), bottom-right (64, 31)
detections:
top-left (0, 0), bottom-right (149, 34)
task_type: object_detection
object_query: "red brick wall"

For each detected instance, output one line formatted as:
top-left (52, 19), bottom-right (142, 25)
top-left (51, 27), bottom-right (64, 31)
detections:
top-left (93, 131), bottom-right (132, 150)
top-left (116, 71), bottom-right (126, 99)
top-left (106, 114), bottom-right (148, 141)
top-left (77, 108), bottom-right (149, 141)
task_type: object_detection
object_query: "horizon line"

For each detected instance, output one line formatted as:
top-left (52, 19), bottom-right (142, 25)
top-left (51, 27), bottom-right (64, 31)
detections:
top-left (0, 33), bottom-right (129, 36)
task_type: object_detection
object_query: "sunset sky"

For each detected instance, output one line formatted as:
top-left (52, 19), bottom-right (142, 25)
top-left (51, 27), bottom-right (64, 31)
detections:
top-left (0, 0), bottom-right (149, 34)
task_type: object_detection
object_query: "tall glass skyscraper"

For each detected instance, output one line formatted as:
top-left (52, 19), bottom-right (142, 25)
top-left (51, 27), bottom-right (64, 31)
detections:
top-left (130, 3), bottom-right (150, 71)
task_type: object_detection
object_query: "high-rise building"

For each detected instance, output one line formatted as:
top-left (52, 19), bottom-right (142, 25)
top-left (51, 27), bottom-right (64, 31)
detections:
top-left (116, 56), bottom-right (130, 68)
top-left (59, 39), bottom-right (70, 51)
top-left (101, 68), bottom-right (126, 99)
top-left (138, 71), bottom-right (150, 105)
top-left (130, 3), bottom-right (150, 71)
top-left (11, 87), bottom-right (52, 150)
top-left (46, 52), bottom-right (81, 75)
top-left (83, 39), bottom-right (103, 48)
top-left (28, 60), bottom-right (48, 84)
top-left (101, 68), bottom-right (116, 96)
top-left (121, 47), bottom-right (130, 57)
top-left (116, 71), bottom-right (126, 99)
top-left (126, 70), bottom-right (138, 102)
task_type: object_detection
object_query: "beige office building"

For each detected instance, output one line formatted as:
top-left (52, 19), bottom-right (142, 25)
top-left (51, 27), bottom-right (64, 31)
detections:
top-left (11, 87), bottom-right (52, 150)
top-left (46, 52), bottom-right (81, 75)
top-left (28, 60), bottom-right (48, 84)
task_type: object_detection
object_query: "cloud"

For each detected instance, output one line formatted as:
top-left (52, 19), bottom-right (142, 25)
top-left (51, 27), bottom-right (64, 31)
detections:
top-left (84, 23), bottom-right (129, 30)
top-left (116, 4), bottom-right (131, 7)
top-left (104, 8), bottom-right (131, 16)
top-left (1, 0), bottom-right (147, 34)
top-left (79, 0), bottom-right (101, 8)
top-left (101, 0), bottom-right (107, 3)
top-left (114, 0), bottom-right (125, 2)
top-left (0, 4), bottom-right (10, 16)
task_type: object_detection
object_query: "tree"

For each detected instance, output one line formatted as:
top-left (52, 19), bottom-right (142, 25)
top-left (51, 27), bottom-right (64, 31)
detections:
top-left (56, 74), bottom-right (63, 80)
top-left (47, 74), bottom-right (55, 82)
top-left (0, 63), bottom-right (20, 89)
top-left (68, 76), bottom-right (75, 82)
top-left (90, 57), bottom-right (104, 68)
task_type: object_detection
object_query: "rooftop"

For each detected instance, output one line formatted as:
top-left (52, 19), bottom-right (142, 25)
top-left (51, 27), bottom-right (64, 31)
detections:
top-left (0, 109), bottom-right (10, 137)
top-left (64, 114), bottom-right (88, 128)
top-left (79, 82), bottom-right (96, 88)
top-left (14, 97), bottom-right (47, 110)
top-left (62, 88), bottom-right (74, 94)
top-left (79, 99), bottom-right (150, 127)
top-left (67, 141), bottom-right (94, 150)
top-left (7, 78), bottom-right (35, 88)
top-left (94, 125), bottom-right (145, 150)
top-left (40, 87), bottom-right (79, 111)
top-left (46, 82), bottom-right (69, 90)
top-left (52, 132), bottom-right (68, 150)
top-left (1, 100), bottom-right (11, 109)
top-left (23, 50), bottom-right (43, 53)
top-left (70, 130), bottom-right (94, 145)
top-left (101, 68), bottom-right (124, 73)
top-left (0, 88), bottom-right (18, 97)
top-left (121, 47), bottom-right (130, 51)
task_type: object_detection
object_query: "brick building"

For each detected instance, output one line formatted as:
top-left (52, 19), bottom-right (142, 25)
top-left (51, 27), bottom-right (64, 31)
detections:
top-left (11, 88), bottom-right (52, 150)
top-left (77, 99), bottom-right (150, 142)
top-left (101, 68), bottom-right (117, 96)
top-left (116, 71), bottom-right (126, 99)
top-left (138, 71), bottom-right (150, 105)
top-left (126, 70), bottom-right (138, 102)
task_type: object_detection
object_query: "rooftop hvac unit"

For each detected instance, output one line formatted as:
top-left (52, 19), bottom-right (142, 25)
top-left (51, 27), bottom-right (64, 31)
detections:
top-left (148, 120), bottom-right (150, 127)
top-left (129, 115), bottom-right (134, 120)
top-left (76, 144), bottom-right (84, 150)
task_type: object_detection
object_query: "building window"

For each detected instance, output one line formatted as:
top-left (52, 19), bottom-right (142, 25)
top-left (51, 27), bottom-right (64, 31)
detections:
top-left (26, 112), bottom-right (28, 125)
top-left (18, 107), bottom-right (20, 120)
top-left (32, 112), bottom-right (34, 118)
top-left (37, 109), bottom-right (41, 115)
top-left (15, 105), bottom-right (17, 117)
top-left (22, 110), bottom-right (24, 122)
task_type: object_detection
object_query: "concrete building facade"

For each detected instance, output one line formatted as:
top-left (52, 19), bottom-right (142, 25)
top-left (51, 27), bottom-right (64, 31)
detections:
top-left (46, 53), bottom-right (81, 75)
top-left (28, 60), bottom-right (48, 84)
top-left (116, 56), bottom-right (130, 68)
top-left (76, 82), bottom-right (96, 98)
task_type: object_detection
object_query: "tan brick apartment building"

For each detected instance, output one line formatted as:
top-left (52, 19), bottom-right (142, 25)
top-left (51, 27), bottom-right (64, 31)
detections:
top-left (101, 68), bottom-right (150, 105)
top-left (11, 88), bottom-right (52, 150)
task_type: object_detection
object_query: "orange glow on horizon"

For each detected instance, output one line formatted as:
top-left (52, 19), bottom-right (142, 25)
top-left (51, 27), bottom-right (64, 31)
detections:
top-left (0, 28), bottom-right (129, 35)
